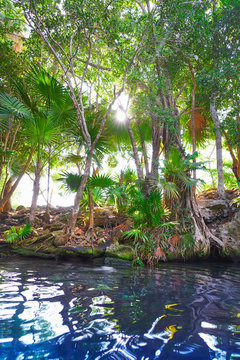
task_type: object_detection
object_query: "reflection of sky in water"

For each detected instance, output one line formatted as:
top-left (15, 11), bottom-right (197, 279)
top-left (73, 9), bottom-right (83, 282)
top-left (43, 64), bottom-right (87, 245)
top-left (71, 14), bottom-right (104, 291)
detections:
top-left (0, 261), bottom-right (240, 359)
top-left (19, 301), bottom-right (69, 344)
top-left (199, 333), bottom-right (227, 359)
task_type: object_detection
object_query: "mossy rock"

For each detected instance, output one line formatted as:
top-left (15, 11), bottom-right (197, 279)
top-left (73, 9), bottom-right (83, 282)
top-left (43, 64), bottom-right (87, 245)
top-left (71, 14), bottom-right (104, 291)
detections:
top-left (64, 246), bottom-right (105, 258)
top-left (12, 247), bottom-right (57, 259)
top-left (105, 244), bottom-right (134, 261)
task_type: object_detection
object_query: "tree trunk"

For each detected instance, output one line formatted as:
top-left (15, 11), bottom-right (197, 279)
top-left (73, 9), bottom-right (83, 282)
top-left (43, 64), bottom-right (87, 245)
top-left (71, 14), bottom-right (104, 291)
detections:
top-left (0, 129), bottom-right (10, 182)
top-left (223, 131), bottom-right (240, 187)
top-left (139, 132), bottom-right (149, 176)
top-left (210, 92), bottom-right (226, 198)
top-left (126, 118), bottom-right (144, 180)
top-left (68, 154), bottom-right (92, 235)
top-left (151, 122), bottom-right (162, 178)
top-left (29, 160), bottom-right (42, 223)
top-left (237, 145), bottom-right (240, 184)
top-left (88, 189), bottom-right (94, 230)
top-left (2, 177), bottom-right (15, 212)
top-left (188, 59), bottom-right (197, 180)
top-left (187, 191), bottom-right (223, 252)
top-left (46, 145), bottom-right (51, 214)
top-left (0, 147), bottom-right (35, 212)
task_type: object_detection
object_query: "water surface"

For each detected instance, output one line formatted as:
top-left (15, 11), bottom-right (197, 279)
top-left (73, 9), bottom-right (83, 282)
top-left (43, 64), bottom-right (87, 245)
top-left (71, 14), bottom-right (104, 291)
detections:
top-left (0, 258), bottom-right (240, 359)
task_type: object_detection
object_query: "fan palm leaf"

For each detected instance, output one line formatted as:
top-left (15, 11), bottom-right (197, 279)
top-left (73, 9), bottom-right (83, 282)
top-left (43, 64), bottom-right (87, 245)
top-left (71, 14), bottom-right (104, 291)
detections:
top-left (11, 78), bottom-right (38, 113)
top-left (25, 66), bottom-right (66, 105)
top-left (24, 113), bottom-right (61, 147)
top-left (0, 93), bottom-right (32, 120)
top-left (58, 171), bottom-right (115, 194)
top-left (58, 171), bottom-right (83, 193)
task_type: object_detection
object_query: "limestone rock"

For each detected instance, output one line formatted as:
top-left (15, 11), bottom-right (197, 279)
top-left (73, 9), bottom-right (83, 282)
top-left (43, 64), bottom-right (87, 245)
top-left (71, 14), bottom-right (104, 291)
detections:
top-left (105, 243), bottom-right (134, 261)
top-left (49, 222), bottom-right (65, 231)
top-left (198, 198), bottom-right (229, 223)
top-left (93, 208), bottom-right (116, 228)
top-left (216, 210), bottom-right (240, 253)
top-left (16, 205), bottom-right (26, 212)
top-left (52, 230), bottom-right (69, 247)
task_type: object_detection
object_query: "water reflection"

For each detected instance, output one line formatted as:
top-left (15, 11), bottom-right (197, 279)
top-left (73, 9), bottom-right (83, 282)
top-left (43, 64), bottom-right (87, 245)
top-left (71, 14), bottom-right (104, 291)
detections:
top-left (0, 260), bottom-right (240, 359)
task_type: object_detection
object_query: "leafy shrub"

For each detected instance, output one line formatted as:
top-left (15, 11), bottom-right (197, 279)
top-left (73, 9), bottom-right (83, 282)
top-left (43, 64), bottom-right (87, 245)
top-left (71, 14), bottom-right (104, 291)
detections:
top-left (5, 223), bottom-right (32, 242)
top-left (123, 184), bottom-right (178, 265)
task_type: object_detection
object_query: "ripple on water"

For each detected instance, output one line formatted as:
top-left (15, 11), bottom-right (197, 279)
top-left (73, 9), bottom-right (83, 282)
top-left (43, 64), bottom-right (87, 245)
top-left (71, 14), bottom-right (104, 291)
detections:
top-left (0, 260), bottom-right (240, 359)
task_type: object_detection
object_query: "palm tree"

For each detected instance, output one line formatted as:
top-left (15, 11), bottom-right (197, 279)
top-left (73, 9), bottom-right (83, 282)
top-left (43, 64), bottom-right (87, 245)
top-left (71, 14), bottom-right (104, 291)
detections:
top-left (0, 92), bottom-right (36, 212)
top-left (59, 171), bottom-right (115, 234)
top-left (0, 67), bottom-right (74, 219)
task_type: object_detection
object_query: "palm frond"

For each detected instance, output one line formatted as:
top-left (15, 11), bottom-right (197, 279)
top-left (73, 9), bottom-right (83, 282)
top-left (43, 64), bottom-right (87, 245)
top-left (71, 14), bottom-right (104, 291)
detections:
top-left (58, 171), bottom-right (115, 195)
top-left (23, 113), bottom-right (61, 146)
top-left (57, 171), bottom-right (82, 193)
top-left (26, 66), bottom-right (66, 105)
top-left (64, 153), bottom-right (84, 165)
top-left (0, 93), bottom-right (32, 120)
top-left (159, 178), bottom-right (179, 199)
top-left (48, 93), bottom-right (76, 124)
top-left (11, 79), bottom-right (37, 112)
top-left (0, 115), bottom-right (11, 132)
top-left (88, 174), bottom-right (115, 189)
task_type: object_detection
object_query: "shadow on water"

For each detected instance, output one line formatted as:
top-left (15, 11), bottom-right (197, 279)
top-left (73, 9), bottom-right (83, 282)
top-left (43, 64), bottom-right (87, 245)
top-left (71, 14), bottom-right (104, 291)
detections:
top-left (0, 258), bottom-right (240, 359)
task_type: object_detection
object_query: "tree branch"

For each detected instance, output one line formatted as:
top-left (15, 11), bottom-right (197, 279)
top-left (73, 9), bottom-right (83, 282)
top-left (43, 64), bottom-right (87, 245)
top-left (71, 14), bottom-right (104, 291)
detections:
top-left (180, 107), bottom-right (205, 118)
top-left (136, 0), bottom-right (146, 13)
top-left (174, 83), bottom-right (186, 109)
top-left (76, 58), bottom-right (112, 71)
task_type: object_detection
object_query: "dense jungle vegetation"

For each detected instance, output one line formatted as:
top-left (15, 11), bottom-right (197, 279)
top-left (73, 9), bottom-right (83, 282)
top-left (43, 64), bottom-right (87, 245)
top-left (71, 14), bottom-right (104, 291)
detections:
top-left (0, 0), bottom-right (239, 264)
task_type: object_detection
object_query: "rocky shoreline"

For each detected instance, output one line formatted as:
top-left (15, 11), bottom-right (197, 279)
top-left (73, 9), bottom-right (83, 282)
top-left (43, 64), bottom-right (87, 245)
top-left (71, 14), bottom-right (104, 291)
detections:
top-left (0, 189), bottom-right (239, 264)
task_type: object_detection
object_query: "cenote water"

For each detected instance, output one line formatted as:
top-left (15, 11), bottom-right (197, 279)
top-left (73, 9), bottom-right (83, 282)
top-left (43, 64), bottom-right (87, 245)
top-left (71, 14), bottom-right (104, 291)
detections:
top-left (0, 259), bottom-right (240, 360)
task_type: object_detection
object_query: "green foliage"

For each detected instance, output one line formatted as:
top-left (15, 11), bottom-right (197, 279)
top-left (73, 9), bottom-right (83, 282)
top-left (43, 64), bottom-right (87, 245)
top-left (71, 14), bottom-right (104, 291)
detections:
top-left (0, 0), bottom-right (239, 265)
top-left (5, 223), bottom-right (32, 242)
top-left (163, 148), bottom-right (205, 192)
top-left (4, 226), bottom-right (18, 242)
top-left (88, 174), bottom-right (115, 189)
top-left (18, 223), bottom-right (32, 240)
top-left (58, 171), bottom-right (115, 193)
top-left (230, 197), bottom-right (240, 208)
top-left (58, 171), bottom-right (82, 193)
top-left (126, 185), bottom-right (170, 228)
top-left (124, 228), bottom-right (149, 243)
top-left (201, 161), bottom-right (238, 191)
top-left (0, 93), bottom-right (32, 120)
top-left (122, 183), bottom-right (178, 265)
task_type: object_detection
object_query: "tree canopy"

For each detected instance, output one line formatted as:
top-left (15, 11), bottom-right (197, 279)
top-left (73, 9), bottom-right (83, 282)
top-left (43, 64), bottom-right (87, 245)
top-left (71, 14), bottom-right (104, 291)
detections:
top-left (0, 0), bottom-right (239, 263)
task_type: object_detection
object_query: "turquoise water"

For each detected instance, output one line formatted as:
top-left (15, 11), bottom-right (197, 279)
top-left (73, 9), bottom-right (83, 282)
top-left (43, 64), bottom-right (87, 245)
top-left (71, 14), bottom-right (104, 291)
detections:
top-left (0, 258), bottom-right (240, 359)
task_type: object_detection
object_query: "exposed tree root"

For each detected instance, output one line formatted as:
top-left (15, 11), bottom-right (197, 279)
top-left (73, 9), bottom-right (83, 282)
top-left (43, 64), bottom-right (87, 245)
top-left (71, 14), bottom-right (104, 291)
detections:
top-left (188, 194), bottom-right (224, 253)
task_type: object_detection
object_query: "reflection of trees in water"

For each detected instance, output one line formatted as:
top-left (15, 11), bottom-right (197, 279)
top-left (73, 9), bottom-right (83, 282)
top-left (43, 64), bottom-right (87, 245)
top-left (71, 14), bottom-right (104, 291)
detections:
top-left (0, 261), bottom-right (240, 359)
top-left (66, 264), bottom-right (240, 359)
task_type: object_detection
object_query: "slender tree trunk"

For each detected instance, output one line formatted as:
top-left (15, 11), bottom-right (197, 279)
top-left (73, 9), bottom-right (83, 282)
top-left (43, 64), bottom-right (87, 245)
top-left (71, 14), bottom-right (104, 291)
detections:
top-left (46, 145), bottom-right (51, 215)
top-left (150, 123), bottom-right (161, 178)
top-left (223, 131), bottom-right (240, 186)
top-left (2, 177), bottom-right (15, 212)
top-left (29, 160), bottom-right (42, 223)
top-left (126, 118), bottom-right (144, 180)
top-left (188, 59), bottom-right (197, 180)
top-left (0, 124), bottom-right (20, 199)
top-left (0, 129), bottom-right (10, 181)
top-left (116, 170), bottom-right (124, 212)
top-left (0, 147), bottom-right (35, 212)
top-left (0, 166), bottom-right (10, 200)
top-left (139, 132), bottom-right (149, 176)
top-left (68, 154), bottom-right (92, 235)
top-left (210, 92), bottom-right (225, 198)
top-left (237, 146), bottom-right (240, 186)
top-left (88, 189), bottom-right (94, 231)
